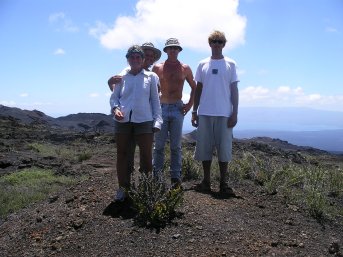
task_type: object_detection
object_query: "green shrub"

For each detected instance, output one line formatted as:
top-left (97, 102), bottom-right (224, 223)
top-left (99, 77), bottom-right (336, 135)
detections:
top-left (28, 142), bottom-right (93, 163)
top-left (182, 149), bottom-right (201, 181)
top-left (326, 168), bottom-right (343, 197)
top-left (78, 150), bottom-right (92, 162)
top-left (28, 142), bottom-right (56, 157)
top-left (228, 151), bottom-right (342, 221)
top-left (0, 168), bottom-right (77, 218)
top-left (129, 173), bottom-right (183, 228)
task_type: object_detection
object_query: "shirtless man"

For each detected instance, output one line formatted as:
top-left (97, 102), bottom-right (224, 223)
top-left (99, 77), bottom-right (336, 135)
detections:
top-left (152, 38), bottom-right (196, 188)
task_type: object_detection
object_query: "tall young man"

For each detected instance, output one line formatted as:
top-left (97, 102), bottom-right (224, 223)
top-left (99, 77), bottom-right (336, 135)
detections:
top-left (192, 31), bottom-right (239, 196)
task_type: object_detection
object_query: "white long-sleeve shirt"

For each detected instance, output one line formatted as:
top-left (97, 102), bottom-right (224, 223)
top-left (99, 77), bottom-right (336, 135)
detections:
top-left (110, 69), bottom-right (162, 129)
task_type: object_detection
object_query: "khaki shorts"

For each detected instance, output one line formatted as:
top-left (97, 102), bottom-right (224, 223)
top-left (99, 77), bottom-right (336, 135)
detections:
top-left (115, 121), bottom-right (153, 135)
top-left (194, 115), bottom-right (233, 162)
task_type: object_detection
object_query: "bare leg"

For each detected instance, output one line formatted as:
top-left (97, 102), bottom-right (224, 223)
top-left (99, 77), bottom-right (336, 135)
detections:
top-left (135, 133), bottom-right (153, 175)
top-left (115, 133), bottom-right (131, 189)
top-left (218, 161), bottom-right (234, 195)
top-left (202, 160), bottom-right (212, 184)
top-left (219, 161), bottom-right (228, 184)
top-left (127, 138), bottom-right (136, 175)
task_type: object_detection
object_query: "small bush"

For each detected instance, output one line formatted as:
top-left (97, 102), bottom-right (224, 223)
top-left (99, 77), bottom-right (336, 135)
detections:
top-left (129, 173), bottom-right (183, 228)
top-left (28, 142), bottom-right (56, 157)
top-left (0, 168), bottom-right (77, 218)
top-left (182, 149), bottom-right (201, 181)
top-left (28, 142), bottom-right (93, 163)
top-left (326, 168), bottom-right (343, 197)
top-left (228, 151), bottom-right (343, 221)
top-left (78, 150), bottom-right (92, 162)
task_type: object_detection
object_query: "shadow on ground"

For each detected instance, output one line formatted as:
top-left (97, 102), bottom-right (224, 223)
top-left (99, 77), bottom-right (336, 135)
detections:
top-left (102, 200), bottom-right (136, 219)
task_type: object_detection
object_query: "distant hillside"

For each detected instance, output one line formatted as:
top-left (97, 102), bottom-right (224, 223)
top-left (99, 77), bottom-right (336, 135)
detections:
top-left (234, 129), bottom-right (343, 154)
top-left (1, 105), bottom-right (342, 153)
top-left (182, 130), bottom-right (329, 155)
top-left (0, 105), bottom-right (114, 132)
top-left (0, 105), bottom-right (56, 125)
top-left (56, 113), bottom-right (114, 132)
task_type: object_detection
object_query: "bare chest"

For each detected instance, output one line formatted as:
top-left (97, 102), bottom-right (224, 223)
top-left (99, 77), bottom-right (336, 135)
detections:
top-left (160, 64), bottom-right (185, 83)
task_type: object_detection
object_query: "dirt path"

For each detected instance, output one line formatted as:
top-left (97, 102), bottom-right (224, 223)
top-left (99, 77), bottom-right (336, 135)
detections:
top-left (1, 152), bottom-right (342, 257)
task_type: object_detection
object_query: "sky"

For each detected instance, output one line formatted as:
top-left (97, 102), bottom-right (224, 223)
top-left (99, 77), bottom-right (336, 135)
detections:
top-left (1, 0), bottom-right (343, 120)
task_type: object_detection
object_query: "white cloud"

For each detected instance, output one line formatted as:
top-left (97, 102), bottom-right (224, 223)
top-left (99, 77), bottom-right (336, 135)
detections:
top-left (20, 93), bottom-right (29, 97)
top-left (90, 0), bottom-right (246, 52)
top-left (240, 86), bottom-right (343, 111)
top-left (89, 93), bottom-right (99, 98)
top-left (326, 26), bottom-right (338, 33)
top-left (49, 12), bottom-right (65, 22)
top-left (49, 12), bottom-right (79, 32)
top-left (31, 102), bottom-right (53, 107)
top-left (89, 21), bottom-right (109, 38)
top-left (277, 86), bottom-right (291, 94)
top-left (0, 100), bottom-right (16, 106)
top-left (53, 48), bottom-right (65, 55)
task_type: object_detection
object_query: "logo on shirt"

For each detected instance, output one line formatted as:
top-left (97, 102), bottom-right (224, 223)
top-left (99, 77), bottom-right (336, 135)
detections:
top-left (212, 69), bottom-right (218, 74)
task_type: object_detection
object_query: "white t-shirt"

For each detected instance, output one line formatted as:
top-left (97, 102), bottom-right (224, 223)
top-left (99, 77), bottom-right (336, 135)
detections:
top-left (195, 57), bottom-right (239, 117)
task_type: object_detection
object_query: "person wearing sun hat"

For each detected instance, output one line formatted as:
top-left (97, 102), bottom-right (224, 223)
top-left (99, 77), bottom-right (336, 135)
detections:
top-left (141, 42), bottom-right (162, 64)
top-left (108, 42), bottom-right (161, 91)
top-left (110, 44), bottom-right (162, 202)
top-left (163, 38), bottom-right (183, 52)
top-left (106, 42), bottom-right (162, 181)
top-left (152, 37), bottom-right (196, 189)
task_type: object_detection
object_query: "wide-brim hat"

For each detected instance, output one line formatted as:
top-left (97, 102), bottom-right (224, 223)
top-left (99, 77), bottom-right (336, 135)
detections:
top-left (141, 42), bottom-right (162, 62)
top-left (163, 38), bottom-right (183, 52)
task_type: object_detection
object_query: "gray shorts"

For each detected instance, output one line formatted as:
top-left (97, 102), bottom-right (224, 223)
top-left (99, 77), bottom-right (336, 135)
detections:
top-left (194, 115), bottom-right (233, 162)
top-left (115, 121), bottom-right (153, 135)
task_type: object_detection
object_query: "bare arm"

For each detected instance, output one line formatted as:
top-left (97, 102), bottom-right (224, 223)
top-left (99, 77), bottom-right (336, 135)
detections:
top-left (107, 75), bottom-right (123, 91)
top-left (152, 65), bottom-right (161, 93)
top-left (183, 66), bottom-right (197, 115)
top-left (191, 81), bottom-right (202, 127)
top-left (228, 82), bottom-right (239, 128)
top-left (107, 77), bottom-right (114, 91)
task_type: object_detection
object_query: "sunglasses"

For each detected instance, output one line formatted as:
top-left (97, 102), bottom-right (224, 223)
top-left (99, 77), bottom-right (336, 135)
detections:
top-left (167, 46), bottom-right (180, 50)
top-left (211, 39), bottom-right (224, 44)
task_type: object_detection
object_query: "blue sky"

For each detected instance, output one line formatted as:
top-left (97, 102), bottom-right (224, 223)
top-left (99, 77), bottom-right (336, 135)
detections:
top-left (1, 0), bottom-right (343, 119)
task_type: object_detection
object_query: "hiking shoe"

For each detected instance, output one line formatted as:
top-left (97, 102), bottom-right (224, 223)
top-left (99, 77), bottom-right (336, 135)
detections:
top-left (171, 178), bottom-right (183, 190)
top-left (192, 181), bottom-right (211, 193)
top-left (219, 183), bottom-right (235, 197)
top-left (114, 188), bottom-right (126, 202)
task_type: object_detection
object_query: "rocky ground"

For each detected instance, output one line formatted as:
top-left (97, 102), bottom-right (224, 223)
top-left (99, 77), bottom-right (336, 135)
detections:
top-left (0, 119), bottom-right (342, 257)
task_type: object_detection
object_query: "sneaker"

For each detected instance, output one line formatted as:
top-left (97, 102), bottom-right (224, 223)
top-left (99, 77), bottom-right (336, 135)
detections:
top-left (114, 188), bottom-right (126, 202)
top-left (219, 183), bottom-right (235, 197)
top-left (192, 181), bottom-right (211, 193)
top-left (171, 178), bottom-right (182, 190)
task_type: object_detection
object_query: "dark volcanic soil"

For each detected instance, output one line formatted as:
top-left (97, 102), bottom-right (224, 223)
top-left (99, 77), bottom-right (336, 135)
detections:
top-left (0, 121), bottom-right (342, 257)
